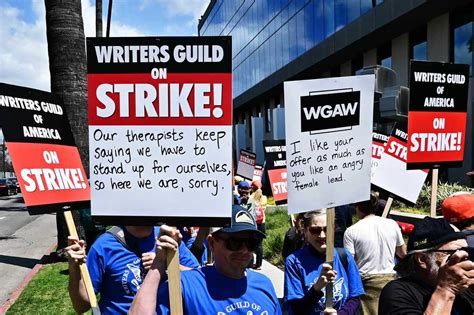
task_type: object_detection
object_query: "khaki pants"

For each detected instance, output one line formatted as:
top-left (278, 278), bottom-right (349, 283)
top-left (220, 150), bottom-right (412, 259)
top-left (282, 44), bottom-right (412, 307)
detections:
top-left (360, 273), bottom-right (396, 315)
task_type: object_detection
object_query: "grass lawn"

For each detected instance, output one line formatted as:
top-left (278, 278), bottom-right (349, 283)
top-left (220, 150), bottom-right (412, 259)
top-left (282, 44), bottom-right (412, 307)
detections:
top-left (6, 262), bottom-right (91, 315)
top-left (263, 207), bottom-right (291, 268)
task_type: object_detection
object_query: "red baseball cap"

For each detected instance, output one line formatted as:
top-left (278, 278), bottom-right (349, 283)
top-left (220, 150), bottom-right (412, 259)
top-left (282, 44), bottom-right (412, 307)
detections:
top-left (441, 193), bottom-right (474, 223)
top-left (251, 180), bottom-right (262, 189)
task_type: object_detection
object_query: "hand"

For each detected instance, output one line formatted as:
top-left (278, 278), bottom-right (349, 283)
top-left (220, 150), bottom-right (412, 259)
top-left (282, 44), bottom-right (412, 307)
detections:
top-left (66, 236), bottom-right (86, 265)
top-left (436, 250), bottom-right (474, 296)
top-left (152, 225), bottom-right (182, 269)
top-left (313, 263), bottom-right (337, 291)
top-left (142, 252), bottom-right (156, 271)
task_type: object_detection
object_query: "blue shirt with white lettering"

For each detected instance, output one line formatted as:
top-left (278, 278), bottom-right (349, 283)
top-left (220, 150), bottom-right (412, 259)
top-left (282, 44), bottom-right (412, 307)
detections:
top-left (156, 265), bottom-right (282, 314)
top-left (87, 226), bottom-right (199, 314)
top-left (284, 245), bottom-right (364, 315)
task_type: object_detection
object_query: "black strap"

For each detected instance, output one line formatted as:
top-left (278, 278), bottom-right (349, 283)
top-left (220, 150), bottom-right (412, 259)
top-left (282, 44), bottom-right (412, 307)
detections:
top-left (336, 247), bottom-right (349, 273)
top-left (106, 226), bottom-right (143, 257)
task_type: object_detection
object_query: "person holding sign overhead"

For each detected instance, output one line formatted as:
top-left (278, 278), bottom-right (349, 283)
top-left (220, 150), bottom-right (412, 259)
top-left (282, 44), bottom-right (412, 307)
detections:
top-left (130, 205), bottom-right (281, 314)
top-left (66, 225), bottom-right (199, 314)
top-left (284, 210), bottom-right (364, 315)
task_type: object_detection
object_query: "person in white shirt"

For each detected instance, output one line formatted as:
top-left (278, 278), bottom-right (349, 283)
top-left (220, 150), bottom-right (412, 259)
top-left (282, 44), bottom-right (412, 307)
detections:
top-left (343, 192), bottom-right (406, 315)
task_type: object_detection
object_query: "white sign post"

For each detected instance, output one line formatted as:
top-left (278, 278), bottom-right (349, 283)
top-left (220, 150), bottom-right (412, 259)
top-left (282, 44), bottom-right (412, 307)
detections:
top-left (284, 75), bottom-right (375, 214)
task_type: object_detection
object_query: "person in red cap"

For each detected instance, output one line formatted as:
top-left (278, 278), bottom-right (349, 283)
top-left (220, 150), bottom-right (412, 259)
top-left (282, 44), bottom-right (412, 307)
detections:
top-left (442, 192), bottom-right (474, 247)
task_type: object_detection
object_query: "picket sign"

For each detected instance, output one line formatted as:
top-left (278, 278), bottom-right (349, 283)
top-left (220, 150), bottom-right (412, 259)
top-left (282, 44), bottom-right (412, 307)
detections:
top-left (290, 213), bottom-right (295, 228)
top-left (430, 169), bottom-right (439, 217)
top-left (382, 197), bottom-right (394, 218)
top-left (63, 211), bottom-right (100, 315)
top-left (324, 208), bottom-right (336, 313)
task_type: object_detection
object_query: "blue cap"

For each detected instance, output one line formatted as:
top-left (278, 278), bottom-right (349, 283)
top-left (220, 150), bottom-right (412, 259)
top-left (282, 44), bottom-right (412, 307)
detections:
top-left (238, 181), bottom-right (250, 189)
top-left (215, 205), bottom-right (265, 238)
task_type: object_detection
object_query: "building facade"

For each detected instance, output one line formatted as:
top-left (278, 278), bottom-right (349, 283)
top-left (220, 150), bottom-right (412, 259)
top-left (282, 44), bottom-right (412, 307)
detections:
top-left (199, 0), bottom-right (473, 186)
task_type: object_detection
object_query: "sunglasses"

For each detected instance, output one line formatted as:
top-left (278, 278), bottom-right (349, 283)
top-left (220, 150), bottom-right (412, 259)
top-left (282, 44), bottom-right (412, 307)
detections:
top-left (428, 247), bottom-right (474, 261)
top-left (308, 226), bottom-right (327, 235)
top-left (216, 236), bottom-right (259, 252)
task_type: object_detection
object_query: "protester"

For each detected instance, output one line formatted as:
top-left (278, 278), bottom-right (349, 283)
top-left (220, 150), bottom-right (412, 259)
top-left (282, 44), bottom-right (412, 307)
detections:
top-left (185, 227), bottom-right (211, 265)
top-left (284, 210), bottom-right (364, 315)
top-left (282, 212), bottom-right (305, 259)
top-left (66, 225), bottom-right (199, 314)
top-left (129, 205), bottom-right (281, 314)
top-left (442, 192), bottom-right (474, 247)
top-left (249, 180), bottom-right (267, 269)
top-left (379, 217), bottom-right (474, 314)
top-left (343, 192), bottom-right (406, 315)
top-left (234, 180), bottom-right (251, 207)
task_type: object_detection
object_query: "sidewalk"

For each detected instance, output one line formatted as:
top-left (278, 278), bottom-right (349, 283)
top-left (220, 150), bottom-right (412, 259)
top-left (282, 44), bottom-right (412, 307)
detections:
top-left (254, 259), bottom-right (284, 299)
top-left (0, 213), bottom-right (56, 310)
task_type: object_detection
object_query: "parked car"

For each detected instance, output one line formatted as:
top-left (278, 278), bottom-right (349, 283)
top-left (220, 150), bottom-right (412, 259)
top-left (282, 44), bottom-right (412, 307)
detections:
top-left (0, 178), bottom-right (17, 196)
top-left (7, 177), bottom-right (20, 193)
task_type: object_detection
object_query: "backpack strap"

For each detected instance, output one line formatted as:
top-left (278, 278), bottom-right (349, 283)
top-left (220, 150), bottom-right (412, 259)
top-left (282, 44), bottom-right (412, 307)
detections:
top-left (106, 226), bottom-right (143, 257)
top-left (335, 247), bottom-right (349, 274)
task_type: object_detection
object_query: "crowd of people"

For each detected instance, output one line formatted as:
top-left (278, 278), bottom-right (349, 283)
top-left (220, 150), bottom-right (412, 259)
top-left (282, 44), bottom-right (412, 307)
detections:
top-left (65, 186), bottom-right (474, 314)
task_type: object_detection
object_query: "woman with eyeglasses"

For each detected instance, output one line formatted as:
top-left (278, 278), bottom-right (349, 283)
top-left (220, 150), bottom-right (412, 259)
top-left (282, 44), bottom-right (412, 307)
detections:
top-left (284, 210), bottom-right (364, 315)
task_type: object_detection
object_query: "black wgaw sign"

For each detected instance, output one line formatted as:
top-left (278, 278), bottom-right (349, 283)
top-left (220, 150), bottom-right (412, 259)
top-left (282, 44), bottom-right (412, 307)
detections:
top-left (300, 91), bottom-right (360, 132)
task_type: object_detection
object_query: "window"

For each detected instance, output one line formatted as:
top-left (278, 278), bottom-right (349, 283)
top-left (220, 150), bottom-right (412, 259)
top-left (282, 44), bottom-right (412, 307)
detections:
top-left (352, 54), bottom-right (364, 75)
top-left (378, 42), bottom-right (392, 69)
top-left (451, 7), bottom-right (473, 75)
top-left (410, 26), bottom-right (427, 61)
top-left (265, 102), bottom-right (272, 133)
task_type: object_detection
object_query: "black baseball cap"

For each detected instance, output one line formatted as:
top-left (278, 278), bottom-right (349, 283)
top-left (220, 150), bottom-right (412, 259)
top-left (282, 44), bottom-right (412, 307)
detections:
top-left (394, 217), bottom-right (466, 273)
top-left (406, 217), bottom-right (466, 254)
top-left (213, 205), bottom-right (266, 238)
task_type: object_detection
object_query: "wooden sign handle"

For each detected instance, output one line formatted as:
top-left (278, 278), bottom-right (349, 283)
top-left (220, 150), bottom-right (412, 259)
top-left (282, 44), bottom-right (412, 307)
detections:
top-left (382, 197), bottom-right (393, 218)
top-left (206, 244), bottom-right (213, 265)
top-left (64, 211), bottom-right (101, 315)
top-left (324, 207), bottom-right (336, 313)
top-left (290, 213), bottom-right (295, 228)
top-left (165, 228), bottom-right (183, 315)
top-left (430, 169), bottom-right (439, 217)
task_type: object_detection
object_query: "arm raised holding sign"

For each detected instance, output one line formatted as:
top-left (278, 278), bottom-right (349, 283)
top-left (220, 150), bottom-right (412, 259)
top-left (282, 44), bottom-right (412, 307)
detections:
top-left (130, 225), bottom-right (181, 315)
top-left (66, 225), bottom-right (198, 314)
top-left (131, 206), bottom-right (281, 315)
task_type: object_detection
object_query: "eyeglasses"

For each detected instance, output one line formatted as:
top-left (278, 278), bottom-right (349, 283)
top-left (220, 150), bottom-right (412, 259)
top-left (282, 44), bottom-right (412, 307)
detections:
top-left (427, 247), bottom-right (474, 261)
top-left (308, 226), bottom-right (327, 235)
top-left (216, 236), bottom-right (260, 252)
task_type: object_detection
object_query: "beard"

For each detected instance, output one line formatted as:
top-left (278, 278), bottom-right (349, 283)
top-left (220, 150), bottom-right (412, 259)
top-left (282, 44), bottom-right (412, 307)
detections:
top-left (425, 252), bottom-right (440, 279)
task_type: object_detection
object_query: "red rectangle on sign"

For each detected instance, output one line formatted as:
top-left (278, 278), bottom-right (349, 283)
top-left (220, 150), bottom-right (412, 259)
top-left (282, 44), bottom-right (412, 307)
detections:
top-left (407, 111), bottom-right (466, 164)
top-left (6, 142), bottom-right (90, 206)
top-left (268, 168), bottom-right (287, 202)
top-left (88, 73), bottom-right (232, 126)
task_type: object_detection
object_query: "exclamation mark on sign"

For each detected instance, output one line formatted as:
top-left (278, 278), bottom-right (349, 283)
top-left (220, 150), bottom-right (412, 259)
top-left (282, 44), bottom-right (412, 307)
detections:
top-left (77, 168), bottom-right (87, 189)
top-left (212, 83), bottom-right (223, 118)
top-left (456, 132), bottom-right (462, 151)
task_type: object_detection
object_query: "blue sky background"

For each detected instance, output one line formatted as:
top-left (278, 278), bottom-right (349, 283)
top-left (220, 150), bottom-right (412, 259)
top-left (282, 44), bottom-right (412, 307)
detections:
top-left (0, 0), bottom-right (209, 91)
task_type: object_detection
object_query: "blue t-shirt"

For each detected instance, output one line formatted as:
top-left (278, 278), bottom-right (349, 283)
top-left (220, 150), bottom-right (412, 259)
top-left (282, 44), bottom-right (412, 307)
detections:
top-left (284, 245), bottom-right (364, 315)
top-left (156, 265), bottom-right (282, 314)
top-left (87, 226), bottom-right (199, 314)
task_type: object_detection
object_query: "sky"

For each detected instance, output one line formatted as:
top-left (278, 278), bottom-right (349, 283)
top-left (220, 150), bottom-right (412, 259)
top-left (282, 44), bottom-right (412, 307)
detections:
top-left (0, 0), bottom-right (210, 92)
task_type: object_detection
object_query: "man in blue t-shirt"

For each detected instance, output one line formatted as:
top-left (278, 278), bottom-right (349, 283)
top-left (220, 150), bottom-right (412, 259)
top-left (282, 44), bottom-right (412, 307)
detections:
top-left (129, 205), bottom-right (282, 314)
top-left (66, 225), bottom-right (199, 314)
